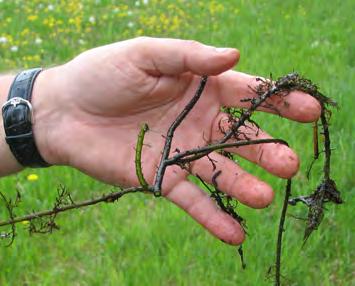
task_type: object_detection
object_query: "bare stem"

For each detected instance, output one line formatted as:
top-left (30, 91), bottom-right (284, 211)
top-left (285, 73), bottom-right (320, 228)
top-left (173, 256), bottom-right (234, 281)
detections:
top-left (166, 138), bottom-right (288, 165)
top-left (0, 187), bottom-right (145, 227)
top-left (275, 179), bottom-right (292, 286)
top-left (135, 123), bottom-right (150, 191)
top-left (153, 76), bottom-right (208, 196)
top-left (320, 107), bottom-right (331, 180)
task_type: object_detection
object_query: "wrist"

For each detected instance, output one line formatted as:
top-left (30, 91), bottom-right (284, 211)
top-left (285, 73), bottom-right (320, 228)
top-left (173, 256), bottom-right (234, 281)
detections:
top-left (0, 67), bottom-right (65, 175)
top-left (31, 66), bottom-right (64, 166)
top-left (0, 74), bottom-right (23, 175)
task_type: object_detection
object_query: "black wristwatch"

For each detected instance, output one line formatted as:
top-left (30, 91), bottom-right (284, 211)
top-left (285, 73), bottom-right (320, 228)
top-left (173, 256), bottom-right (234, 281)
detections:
top-left (1, 68), bottom-right (50, 168)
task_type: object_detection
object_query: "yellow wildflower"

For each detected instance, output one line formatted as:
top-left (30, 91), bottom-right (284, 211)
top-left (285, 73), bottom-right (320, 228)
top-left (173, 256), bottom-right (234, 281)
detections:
top-left (27, 174), bottom-right (39, 182)
top-left (27, 15), bottom-right (38, 22)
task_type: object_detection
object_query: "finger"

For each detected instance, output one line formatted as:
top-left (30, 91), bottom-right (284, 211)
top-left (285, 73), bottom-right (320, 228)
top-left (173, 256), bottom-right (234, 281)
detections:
top-left (165, 179), bottom-right (245, 245)
top-left (217, 71), bottom-right (321, 122)
top-left (191, 152), bottom-right (275, 209)
top-left (131, 37), bottom-right (239, 76)
top-left (211, 112), bottom-right (299, 178)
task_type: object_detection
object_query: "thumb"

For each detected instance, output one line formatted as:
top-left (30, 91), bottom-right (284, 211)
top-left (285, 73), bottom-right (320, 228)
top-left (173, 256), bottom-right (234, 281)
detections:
top-left (130, 37), bottom-right (240, 76)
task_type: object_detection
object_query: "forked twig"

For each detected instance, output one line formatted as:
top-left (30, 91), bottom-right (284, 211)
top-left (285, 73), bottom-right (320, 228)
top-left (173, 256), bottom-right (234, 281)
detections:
top-left (153, 75), bottom-right (208, 196)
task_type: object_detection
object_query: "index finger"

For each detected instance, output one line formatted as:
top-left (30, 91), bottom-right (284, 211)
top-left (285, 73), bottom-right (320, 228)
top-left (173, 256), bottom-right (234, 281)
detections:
top-left (216, 71), bottom-right (321, 122)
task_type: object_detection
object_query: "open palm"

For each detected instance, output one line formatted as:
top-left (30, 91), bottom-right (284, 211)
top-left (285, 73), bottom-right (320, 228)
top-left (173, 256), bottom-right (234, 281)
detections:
top-left (35, 38), bottom-right (321, 244)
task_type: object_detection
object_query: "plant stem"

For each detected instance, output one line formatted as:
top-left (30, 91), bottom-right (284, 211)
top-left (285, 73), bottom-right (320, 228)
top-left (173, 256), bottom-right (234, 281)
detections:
top-left (0, 187), bottom-right (145, 227)
top-left (275, 179), bottom-right (292, 286)
top-left (153, 76), bottom-right (208, 196)
top-left (135, 123), bottom-right (150, 191)
top-left (166, 138), bottom-right (288, 165)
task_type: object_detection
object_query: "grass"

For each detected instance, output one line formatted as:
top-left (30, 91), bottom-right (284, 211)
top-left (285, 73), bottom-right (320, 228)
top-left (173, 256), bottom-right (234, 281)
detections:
top-left (0, 0), bottom-right (354, 285)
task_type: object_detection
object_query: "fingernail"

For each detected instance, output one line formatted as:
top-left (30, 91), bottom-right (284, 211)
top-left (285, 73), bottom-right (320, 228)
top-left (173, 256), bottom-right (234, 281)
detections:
top-left (216, 48), bottom-right (233, 53)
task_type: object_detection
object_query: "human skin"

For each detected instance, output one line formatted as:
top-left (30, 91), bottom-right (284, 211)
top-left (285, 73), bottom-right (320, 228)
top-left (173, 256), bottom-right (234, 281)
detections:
top-left (0, 37), bottom-right (321, 244)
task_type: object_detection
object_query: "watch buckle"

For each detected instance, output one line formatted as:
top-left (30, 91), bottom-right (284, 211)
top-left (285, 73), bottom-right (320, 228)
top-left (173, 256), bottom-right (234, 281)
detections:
top-left (2, 97), bottom-right (34, 124)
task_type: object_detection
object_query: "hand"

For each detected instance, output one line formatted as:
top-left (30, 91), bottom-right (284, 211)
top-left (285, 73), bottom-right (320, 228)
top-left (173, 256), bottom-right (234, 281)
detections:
top-left (32, 37), bottom-right (321, 244)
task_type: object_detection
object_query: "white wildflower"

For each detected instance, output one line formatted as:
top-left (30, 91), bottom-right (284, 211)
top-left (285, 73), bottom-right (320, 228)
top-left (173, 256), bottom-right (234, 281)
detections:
top-left (35, 37), bottom-right (42, 45)
top-left (10, 46), bottom-right (18, 52)
top-left (0, 36), bottom-right (7, 44)
top-left (89, 16), bottom-right (96, 24)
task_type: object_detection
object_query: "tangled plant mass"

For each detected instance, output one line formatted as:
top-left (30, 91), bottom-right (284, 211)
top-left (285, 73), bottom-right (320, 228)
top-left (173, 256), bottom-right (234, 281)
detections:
top-left (0, 72), bottom-right (341, 285)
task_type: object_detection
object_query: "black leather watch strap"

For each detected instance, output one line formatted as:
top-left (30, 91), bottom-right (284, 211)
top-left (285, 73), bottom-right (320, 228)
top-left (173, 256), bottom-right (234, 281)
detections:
top-left (1, 68), bottom-right (50, 168)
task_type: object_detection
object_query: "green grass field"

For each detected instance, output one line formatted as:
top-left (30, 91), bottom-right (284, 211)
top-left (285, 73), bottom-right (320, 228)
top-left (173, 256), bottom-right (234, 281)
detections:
top-left (0, 0), bottom-right (354, 285)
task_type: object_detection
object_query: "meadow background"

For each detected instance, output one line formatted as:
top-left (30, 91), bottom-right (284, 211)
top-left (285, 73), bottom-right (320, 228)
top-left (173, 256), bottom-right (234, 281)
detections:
top-left (0, 0), bottom-right (354, 285)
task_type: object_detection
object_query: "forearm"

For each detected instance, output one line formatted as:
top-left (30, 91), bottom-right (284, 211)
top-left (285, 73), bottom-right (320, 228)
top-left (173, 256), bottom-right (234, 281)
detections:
top-left (0, 74), bottom-right (24, 176)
